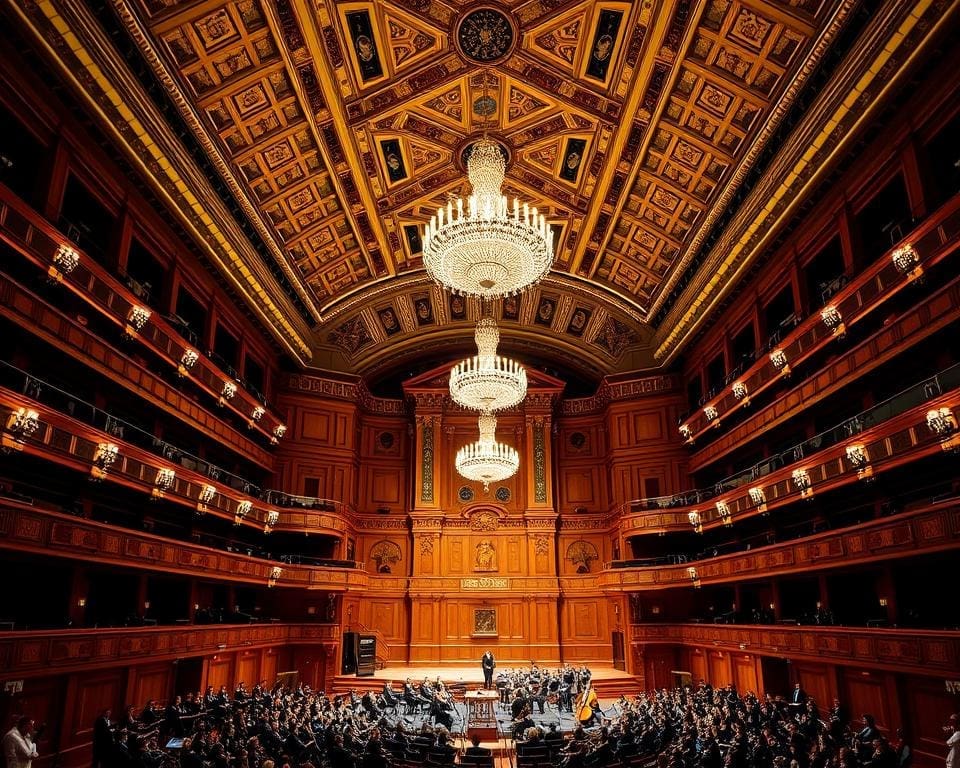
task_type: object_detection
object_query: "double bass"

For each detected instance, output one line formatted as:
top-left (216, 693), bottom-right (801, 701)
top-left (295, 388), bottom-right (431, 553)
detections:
top-left (575, 679), bottom-right (598, 725)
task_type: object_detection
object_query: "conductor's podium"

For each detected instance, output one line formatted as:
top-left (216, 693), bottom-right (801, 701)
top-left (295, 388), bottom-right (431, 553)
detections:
top-left (464, 689), bottom-right (499, 741)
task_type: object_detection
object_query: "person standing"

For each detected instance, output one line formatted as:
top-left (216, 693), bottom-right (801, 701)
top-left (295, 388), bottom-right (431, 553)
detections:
top-left (3, 717), bottom-right (39, 768)
top-left (946, 715), bottom-right (960, 768)
top-left (481, 650), bottom-right (495, 689)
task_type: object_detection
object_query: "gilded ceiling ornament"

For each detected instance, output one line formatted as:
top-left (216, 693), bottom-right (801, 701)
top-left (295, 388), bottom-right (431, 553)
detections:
top-left (456, 9), bottom-right (515, 63)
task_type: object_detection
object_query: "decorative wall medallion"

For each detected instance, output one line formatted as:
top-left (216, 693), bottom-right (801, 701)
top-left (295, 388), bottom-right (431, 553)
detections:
top-left (374, 431), bottom-right (397, 454)
top-left (502, 295), bottom-right (520, 321)
top-left (449, 293), bottom-right (467, 320)
top-left (456, 9), bottom-right (515, 63)
top-left (566, 539), bottom-right (598, 573)
top-left (413, 295), bottom-right (434, 325)
top-left (473, 607), bottom-right (497, 635)
top-left (328, 316), bottom-right (372, 354)
top-left (459, 485), bottom-right (475, 502)
top-left (568, 431), bottom-right (588, 451)
top-left (535, 296), bottom-right (556, 326)
top-left (495, 486), bottom-right (511, 503)
top-left (370, 540), bottom-right (401, 573)
top-left (404, 224), bottom-right (423, 256)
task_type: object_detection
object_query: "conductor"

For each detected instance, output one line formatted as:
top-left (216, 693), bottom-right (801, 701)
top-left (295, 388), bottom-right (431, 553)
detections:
top-left (481, 650), bottom-right (496, 689)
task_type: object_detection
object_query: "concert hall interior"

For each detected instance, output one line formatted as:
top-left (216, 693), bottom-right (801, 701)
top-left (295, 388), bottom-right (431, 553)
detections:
top-left (0, 1), bottom-right (959, 768)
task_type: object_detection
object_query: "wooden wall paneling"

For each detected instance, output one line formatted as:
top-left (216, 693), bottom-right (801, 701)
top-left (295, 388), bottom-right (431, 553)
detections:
top-left (66, 671), bottom-right (123, 750)
top-left (205, 655), bottom-right (234, 693)
top-left (235, 650), bottom-right (259, 689)
top-left (707, 650), bottom-right (733, 688)
top-left (902, 675), bottom-right (960, 766)
top-left (0, 675), bottom-right (63, 768)
top-left (841, 669), bottom-right (900, 734)
top-left (261, 648), bottom-right (279, 686)
top-left (733, 654), bottom-right (760, 695)
top-left (795, 662), bottom-right (838, 710)
top-left (689, 648), bottom-right (708, 682)
top-left (130, 663), bottom-right (171, 706)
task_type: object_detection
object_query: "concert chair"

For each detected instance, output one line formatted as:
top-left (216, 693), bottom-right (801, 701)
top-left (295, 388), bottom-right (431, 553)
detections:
top-left (459, 757), bottom-right (494, 768)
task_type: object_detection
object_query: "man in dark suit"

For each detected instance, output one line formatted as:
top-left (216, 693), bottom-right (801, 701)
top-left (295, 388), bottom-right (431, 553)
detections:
top-left (92, 709), bottom-right (114, 768)
top-left (481, 651), bottom-right (495, 689)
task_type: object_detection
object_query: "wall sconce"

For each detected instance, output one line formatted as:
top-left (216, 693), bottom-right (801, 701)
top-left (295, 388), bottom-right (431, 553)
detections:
top-left (250, 406), bottom-right (266, 426)
top-left (220, 380), bottom-right (237, 406)
top-left (891, 243), bottom-right (921, 279)
top-left (125, 306), bottom-right (151, 337)
top-left (768, 602), bottom-right (775, 611)
top-left (77, 597), bottom-right (86, 608)
top-left (703, 405), bottom-right (719, 425)
top-left (716, 500), bottom-right (732, 526)
top-left (197, 483), bottom-right (216, 513)
top-left (732, 381), bottom-right (750, 406)
top-left (268, 566), bottom-right (282, 588)
top-left (234, 499), bottom-right (252, 525)
top-left (178, 348), bottom-right (199, 376)
top-left (820, 305), bottom-right (844, 337)
top-left (748, 486), bottom-right (767, 512)
top-left (687, 566), bottom-right (700, 588)
top-left (91, 442), bottom-right (119, 480)
top-left (688, 510), bottom-right (702, 534)
top-left (878, 597), bottom-right (888, 607)
top-left (264, 509), bottom-right (279, 533)
top-left (143, 601), bottom-right (151, 611)
top-left (50, 243), bottom-right (80, 282)
top-left (679, 423), bottom-right (692, 441)
top-left (271, 424), bottom-right (287, 445)
top-left (4, 408), bottom-right (41, 451)
top-left (651, 605), bottom-right (661, 615)
top-left (153, 467), bottom-right (176, 498)
top-left (791, 468), bottom-right (813, 499)
top-left (845, 444), bottom-right (872, 480)
top-left (769, 349), bottom-right (790, 376)
top-left (927, 408), bottom-right (959, 451)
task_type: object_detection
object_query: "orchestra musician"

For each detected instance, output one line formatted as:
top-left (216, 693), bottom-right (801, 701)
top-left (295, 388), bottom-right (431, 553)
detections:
top-left (481, 650), bottom-right (496, 689)
top-left (511, 689), bottom-right (535, 740)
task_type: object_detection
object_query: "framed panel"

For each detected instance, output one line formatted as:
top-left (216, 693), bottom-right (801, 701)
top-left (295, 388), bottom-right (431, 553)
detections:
top-left (473, 608), bottom-right (497, 636)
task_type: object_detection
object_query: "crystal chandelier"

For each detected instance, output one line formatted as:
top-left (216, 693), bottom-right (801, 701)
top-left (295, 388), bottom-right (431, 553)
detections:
top-left (455, 413), bottom-right (519, 490)
top-left (422, 137), bottom-right (553, 298)
top-left (450, 317), bottom-right (527, 412)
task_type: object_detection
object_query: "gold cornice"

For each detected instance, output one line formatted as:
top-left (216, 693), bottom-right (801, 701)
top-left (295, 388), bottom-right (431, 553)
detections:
top-left (10, 0), bottom-right (315, 361)
top-left (653, 0), bottom-right (950, 361)
top-left (109, 0), bottom-right (324, 325)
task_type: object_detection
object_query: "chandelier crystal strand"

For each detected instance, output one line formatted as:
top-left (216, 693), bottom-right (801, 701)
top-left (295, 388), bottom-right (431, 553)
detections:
top-left (423, 137), bottom-right (553, 298)
top-left (450, 317), bottom-right (527, 412)
top-left (455, 412), bottom-right (520, 491)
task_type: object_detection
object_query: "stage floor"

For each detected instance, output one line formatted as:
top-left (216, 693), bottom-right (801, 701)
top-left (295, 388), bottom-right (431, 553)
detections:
top-left (352, 664), bottom-right (631, 685)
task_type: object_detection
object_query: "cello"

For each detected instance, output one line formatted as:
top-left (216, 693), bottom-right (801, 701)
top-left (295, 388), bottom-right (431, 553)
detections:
top-left (575, 679), bottom-right (598, 725)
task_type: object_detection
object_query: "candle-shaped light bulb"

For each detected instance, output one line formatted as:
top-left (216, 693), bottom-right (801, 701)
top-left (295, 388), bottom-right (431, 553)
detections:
top-left (457, 198), bottom-right (463, 218)
top-left (514, 198), bottom-right (519, 221)
top-left (447, 201), bottom-right (453, 222)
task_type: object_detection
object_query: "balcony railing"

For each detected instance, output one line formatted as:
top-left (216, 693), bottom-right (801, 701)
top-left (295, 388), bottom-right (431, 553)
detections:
top-left (0, 622), bottom-right (340, 678)
top-left (629, 623), bottom-right (960, 676)
top-left (0, 385), bottom-right (351, 537)
top-left (0, 183), bottom-right (287, 443)
top-left (678, 192), bottom-right (960, 443)
top-left (618, 366), bottom-right (959, 533)
top-left (602, 499), bottom-right (960, 589)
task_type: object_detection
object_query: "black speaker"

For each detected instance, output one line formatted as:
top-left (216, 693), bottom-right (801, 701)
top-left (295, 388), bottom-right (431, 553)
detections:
top-left (341, 631), bottom-right (358, 675)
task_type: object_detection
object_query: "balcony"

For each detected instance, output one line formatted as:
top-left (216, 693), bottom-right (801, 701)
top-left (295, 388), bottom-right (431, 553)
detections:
top-left (0, 183), bottom-right (287, 443)
top-left (0, 622), bottom-right (340, 678)
top-left (601, 499), bottom-right (960, 590)
top-left (619, 363), bottom-right (960, 533)
top-left (629, 623), bottom-right (960, 676)
top-left (678, 192), bottom-right (960, 444)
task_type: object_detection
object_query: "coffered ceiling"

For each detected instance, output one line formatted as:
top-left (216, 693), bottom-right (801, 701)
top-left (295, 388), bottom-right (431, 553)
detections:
top-left (8, 0), bottom-right (954, 385)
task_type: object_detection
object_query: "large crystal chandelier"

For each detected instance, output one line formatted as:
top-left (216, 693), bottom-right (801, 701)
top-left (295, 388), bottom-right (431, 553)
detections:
top-left (450, 317), bottom-right (527, 412)
top-left (422, 136), bottom-right (553, 298)
top-left (455, 413), bottom-right (520, 491)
